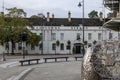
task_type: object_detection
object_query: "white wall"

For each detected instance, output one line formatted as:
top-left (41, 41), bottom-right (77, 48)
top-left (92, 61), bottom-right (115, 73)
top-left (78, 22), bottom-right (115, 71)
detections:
top-left (0, 26), bottom-right (119, 54)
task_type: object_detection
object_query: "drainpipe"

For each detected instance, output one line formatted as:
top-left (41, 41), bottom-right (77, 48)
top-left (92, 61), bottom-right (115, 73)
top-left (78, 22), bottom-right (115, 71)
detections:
top-left (119, 0), bottom-right (120, 17)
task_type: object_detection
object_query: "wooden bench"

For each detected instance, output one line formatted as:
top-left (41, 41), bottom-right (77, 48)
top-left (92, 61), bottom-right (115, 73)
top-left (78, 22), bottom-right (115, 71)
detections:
top-left (43, 57), bottom-right (69, 63)
top-left (19, 59), bottom-right (40, 66)
top-left (75, 56), bottom-right (83, 61)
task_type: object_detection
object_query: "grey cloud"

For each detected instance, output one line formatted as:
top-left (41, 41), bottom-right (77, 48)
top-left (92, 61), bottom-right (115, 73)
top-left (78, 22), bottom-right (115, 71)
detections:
top-left (0, 0), bottom-right (110, 18)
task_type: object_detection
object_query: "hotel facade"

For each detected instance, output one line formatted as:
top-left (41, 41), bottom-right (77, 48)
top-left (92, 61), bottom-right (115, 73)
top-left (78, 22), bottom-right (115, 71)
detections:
top-left (0, 12), bottom-right (119, 55)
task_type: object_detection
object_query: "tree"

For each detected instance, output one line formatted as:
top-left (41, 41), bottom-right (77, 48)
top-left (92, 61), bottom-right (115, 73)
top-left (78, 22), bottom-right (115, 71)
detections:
top-left (93, 40), bottom-right (97, 45)
top-left (26, 33), bottom-right (41, 46)
top-left (56, 40), bottom-right (60, 54)
top-left (88, 10), bottom-right (98, 18)
top-left (67, 40), bottom-right (71, 54)
top-left (83, 41), bottom-right (88, 48)
top-left (30, 15), bottom-right (40, 18)
top-left (30, 13), bottom-right (45, 18)
top-left (0, 7), bottom-right (41, 55)
top-left (84, 41), bottom-right (88, 46)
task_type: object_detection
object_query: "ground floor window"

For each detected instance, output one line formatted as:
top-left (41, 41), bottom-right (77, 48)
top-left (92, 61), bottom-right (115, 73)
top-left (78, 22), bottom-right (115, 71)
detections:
top-left (5, 43), bottom-right (9, 50)
top-left (18, 43), bottom-right (22, 50)
top-left (60, 43), bottom-right (64, 50)
top-left (31, 44), bottom-right (35, 50)
top-left (52, 43), bottom-right (56, 50)
top-left (13, 42), bottom-right (16, 50)
top-left (39, 43), bottom-right (42, 50)
top-left (66, 45), bottom-right (71, 50)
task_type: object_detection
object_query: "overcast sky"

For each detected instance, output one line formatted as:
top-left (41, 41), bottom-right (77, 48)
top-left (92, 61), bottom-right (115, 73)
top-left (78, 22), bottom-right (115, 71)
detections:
top-left (0, 0), bottom-right (110, 18)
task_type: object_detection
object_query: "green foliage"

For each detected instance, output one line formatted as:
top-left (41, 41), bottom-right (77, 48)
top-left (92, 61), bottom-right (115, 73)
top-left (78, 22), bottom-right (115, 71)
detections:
top-left (67, 40), bottom-right (71, 46)
top-left (30, 13), bottom-right (45, 18)
top-left (93, 40), bottom-right (97, 45)
top-left (67, 40), bottom-right (71, 54)
top-left (83, 41), bottom-right (88, 45)
top-left (56, 40), bottom-right (60, 47)
top-left (0, 7), bottom-right (41, 54)
top-left (30, 15), bottom-right (40, 18)
top-left (88, 10), bottom-right (98, 18)
top-left (27, 33), bottom-right (41, 46)
top-left (6, 7), bottom-right (26, 18)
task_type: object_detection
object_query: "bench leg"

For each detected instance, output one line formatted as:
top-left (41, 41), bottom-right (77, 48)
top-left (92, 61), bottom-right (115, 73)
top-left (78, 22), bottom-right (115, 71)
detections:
top-left (75, 58), bottom-right (77, 61)
top-left (55, 58), bottom-right (57, 62)
top-left (28, 61), bottom-right (30, 65)
top-left (21, 62), bottom-right (23, 66)
top-left (66, 58), bottom-right (68, 61)
top-left (37, 60), bottom-right (39, 64)
top-left (45, 59), bottom-right (47, 63)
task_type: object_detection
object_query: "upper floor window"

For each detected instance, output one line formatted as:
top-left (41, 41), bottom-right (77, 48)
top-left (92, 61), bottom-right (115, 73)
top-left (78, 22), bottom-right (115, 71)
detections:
top-left (60, 33), bottom-right (64, 40)
top-left (76, 33), bottom-right (81, 40)
top-left (88, 33), bottom-right (92, 40)
top-left (52, 33), bottom-right (56, 40)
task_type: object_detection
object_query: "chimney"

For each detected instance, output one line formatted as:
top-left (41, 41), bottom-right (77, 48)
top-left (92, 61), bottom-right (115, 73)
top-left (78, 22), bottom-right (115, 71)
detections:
top-left (68, 11), bottom-right (71, 22)
top-left (99, 12), bottom-right (103, 21)
top-left (52, 13), bottom-right (54, 19)
top-left (47, 12), bottom-right (50, 22)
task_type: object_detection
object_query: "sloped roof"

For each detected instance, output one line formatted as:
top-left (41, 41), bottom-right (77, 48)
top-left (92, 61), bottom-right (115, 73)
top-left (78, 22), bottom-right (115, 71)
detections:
top-left (103, 18), bottom-right (120, 31)
top-left (27, 18), bottom-right (109, 26)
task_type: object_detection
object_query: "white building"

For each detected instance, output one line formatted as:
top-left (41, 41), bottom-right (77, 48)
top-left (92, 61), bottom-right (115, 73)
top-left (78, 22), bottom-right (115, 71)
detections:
top-left (0, 12), bottom-right (119, 55)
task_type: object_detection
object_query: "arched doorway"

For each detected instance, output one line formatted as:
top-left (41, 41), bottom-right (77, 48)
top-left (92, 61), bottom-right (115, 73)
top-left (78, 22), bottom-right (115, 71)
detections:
top-left (73, 43), bottom-right (84, 54)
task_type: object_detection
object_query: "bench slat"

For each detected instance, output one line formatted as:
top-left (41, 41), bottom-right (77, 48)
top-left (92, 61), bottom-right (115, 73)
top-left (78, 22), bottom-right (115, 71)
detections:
top-left (19, 59), bottom-right (40, 66)
top-left (43, 57), bottom-right (68, 63)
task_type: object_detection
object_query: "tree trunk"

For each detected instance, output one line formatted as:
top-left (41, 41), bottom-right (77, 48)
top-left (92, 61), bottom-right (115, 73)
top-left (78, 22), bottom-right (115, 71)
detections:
top-left (55, 48), bottom-right (56, 55)
top-left (11, 40), bottom-right (14, 55)
top-left (69, 49), bottom-right (70, 54)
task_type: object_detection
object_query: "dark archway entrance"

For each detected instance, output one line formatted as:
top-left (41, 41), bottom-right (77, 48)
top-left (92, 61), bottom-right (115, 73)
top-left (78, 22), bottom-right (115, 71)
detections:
top-left (73, 43), bottom-right (84, 54)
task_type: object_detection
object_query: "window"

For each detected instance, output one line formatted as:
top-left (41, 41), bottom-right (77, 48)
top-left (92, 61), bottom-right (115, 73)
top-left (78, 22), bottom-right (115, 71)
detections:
top-left (52, 43), bottom-right (56, 50)
top-left (40, 33), bottom-right (43, 40)
top-left (40, 33), bottom-right (42, 36)
top-left (60, 43), bottom-right (64, 50)
top-left (109, 32), bottom-right (113, 39)
top-left (88, 33), bottom-right (92, 40)
top-left (66, 45), bottom-right (71, 50)
top-left (52, 33), bottom-right (56, 40)
top-left (98, 33), bottom-right (102, 40)
top-left (5, 43), bottom-right (9, 50)
top-left (76, 33), bottom-right (81, 40)
top-left (31, 44), bottom-right (35, 50)
top-left (13, 43), bottom-right (16, 50)
top-left (18, 43), bottom-right (22, 50)
top-left (39, 43), bottom-right (42, 50)
top-left (118, 33), bottom-right (120, 40)
top-left (60, 33), bottom-right (64, 40)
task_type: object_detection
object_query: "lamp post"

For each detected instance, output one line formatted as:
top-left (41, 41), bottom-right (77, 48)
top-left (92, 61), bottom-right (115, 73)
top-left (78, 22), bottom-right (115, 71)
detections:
top-left (78, 1), bottom-right (85, 79)
top-left (78, 0), bottom-right (85, 43)
top-left (41, 14), bottom-right (45, 55)
top-left (21, 32), bottom-right (27, 59)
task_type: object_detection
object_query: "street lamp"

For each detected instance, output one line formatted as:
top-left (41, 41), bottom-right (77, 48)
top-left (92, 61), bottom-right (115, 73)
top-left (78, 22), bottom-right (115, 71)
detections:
top-left (21, 32), bottom-right (27, 59)
top-left (78, 1), bottom-right (85, 79)
top-left (38, 13), bottom-right (45, 55)
top-left (78, 0), bottom-right (85, 43)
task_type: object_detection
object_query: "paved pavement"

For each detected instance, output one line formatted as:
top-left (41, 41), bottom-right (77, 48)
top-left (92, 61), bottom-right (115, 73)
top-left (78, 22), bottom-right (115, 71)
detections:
top-left (0, 55), bottom-right (82, 80)
top-left (24, 61), bottom-right (82, 80)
